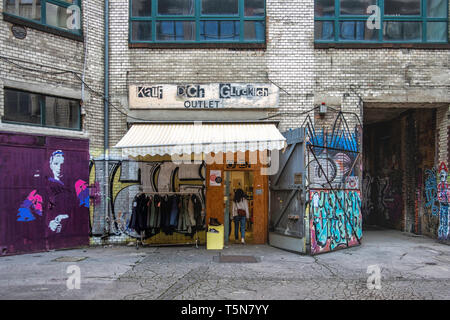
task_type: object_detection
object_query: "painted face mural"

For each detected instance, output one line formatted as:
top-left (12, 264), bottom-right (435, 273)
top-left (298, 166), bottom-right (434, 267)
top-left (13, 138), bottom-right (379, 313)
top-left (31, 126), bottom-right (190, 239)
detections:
top-left (49, 150), bottom-right (65, 184)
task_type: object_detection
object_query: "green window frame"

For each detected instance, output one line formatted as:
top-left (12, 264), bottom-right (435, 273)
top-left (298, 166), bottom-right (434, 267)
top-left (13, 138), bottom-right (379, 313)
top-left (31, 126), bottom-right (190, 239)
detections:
top-left (314, 0), bottom-right (449, 43)
top-left (3, 0), bottom-right (83, 37)
top-left (3, 88), bottom-right (81, 131)
top-left (129, 0), bottom-right (266, 44)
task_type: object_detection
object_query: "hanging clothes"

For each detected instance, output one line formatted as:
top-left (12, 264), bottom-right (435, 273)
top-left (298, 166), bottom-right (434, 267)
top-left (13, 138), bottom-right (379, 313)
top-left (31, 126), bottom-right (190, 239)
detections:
top-left (177, 195), bottom-right (187, 232)
top-left (154, 194), bottom-right (161, 231)
top-left (128, 195), bottom-right (139, 232)
top-left (148, 195), bottom-right (156, 230)
top-left (160, 195), bottom-right (171, 235)
top-left (187, 195), bottom-right (196, 227)
top-left (137, 195), bottom-right (149, 233)
top-left (183, 194), bottom-right (191, 233)
top-left (192, 194), bottom-right (203, 229)
top-left (128, 194), bottom-right (148, 234)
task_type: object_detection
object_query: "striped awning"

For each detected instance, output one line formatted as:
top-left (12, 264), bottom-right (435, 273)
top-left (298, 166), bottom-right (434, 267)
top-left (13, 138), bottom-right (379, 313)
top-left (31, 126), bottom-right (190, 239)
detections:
top-left (114, 123), bottom-right (286, 157)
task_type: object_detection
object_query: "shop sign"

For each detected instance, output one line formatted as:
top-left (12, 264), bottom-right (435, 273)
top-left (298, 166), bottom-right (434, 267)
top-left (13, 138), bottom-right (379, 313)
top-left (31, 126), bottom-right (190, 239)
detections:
top-left (129, 83), bottom-right (279, 109)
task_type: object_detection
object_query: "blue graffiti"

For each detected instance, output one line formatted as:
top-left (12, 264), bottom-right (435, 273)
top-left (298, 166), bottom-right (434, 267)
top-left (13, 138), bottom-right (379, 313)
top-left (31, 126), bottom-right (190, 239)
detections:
top-left (307, 128), bottom-right (359, 153)
top-left (311, 190), bottom-right (362, 251)
top-left (424, 168), bottom-right (439, 216)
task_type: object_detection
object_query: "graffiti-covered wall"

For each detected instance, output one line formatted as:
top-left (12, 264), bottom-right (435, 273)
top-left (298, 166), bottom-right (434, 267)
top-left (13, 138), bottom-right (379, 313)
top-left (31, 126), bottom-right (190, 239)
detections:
top-left (0, 131), bottom-right (90, 255)
top-left (309, 190), bottom-right (362, 254)
top-left (89, 157), bottom-right (206, 245)
top-left (363, 108), bottom-right (449, 243)
top-left (305, 111), bottom-right (363, 254)
top-left (423, 162), bottom-right (450, 242)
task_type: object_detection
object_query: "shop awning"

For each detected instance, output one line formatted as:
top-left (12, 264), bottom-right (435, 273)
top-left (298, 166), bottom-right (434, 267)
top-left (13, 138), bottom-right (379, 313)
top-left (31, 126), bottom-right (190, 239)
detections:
top-left (114, 123), bottom-right (287, 157)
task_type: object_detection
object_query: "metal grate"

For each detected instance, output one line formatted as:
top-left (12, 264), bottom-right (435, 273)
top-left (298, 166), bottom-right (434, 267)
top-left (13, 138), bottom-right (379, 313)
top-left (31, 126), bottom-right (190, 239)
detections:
top-left (217, 255), bottom-right (259, 263)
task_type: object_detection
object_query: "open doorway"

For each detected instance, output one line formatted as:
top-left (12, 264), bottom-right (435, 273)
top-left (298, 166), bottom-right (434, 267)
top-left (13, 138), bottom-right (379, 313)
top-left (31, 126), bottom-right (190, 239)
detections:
top-left (363, 106), bottom-right (437, 234)
top-left (225, 170), bottom-right (254, 244)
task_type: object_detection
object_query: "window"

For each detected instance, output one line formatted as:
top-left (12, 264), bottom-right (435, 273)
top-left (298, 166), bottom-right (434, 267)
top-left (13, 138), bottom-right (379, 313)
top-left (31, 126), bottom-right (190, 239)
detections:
top-left (314, 0), bottom-right (448, 43)
top-left (3, 88), bottom-right (81, 130)
top-left (4, 0), bottom-right (82, 36)
top-left (129, 0), bottom-right (265, 44)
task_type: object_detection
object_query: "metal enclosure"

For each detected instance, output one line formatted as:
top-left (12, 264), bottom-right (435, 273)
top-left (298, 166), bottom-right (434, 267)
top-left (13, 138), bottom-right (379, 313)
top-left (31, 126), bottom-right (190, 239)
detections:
top-left (269, 128), bottom-right (307, 253)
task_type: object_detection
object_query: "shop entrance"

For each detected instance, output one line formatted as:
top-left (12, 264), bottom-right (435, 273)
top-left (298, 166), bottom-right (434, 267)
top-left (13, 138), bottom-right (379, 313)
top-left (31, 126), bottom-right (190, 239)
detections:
top-left (206, 151), bottom-right (269, 246)
top-left (224, 170), bottom-right (255, 244)
top-left (363, 106), bottom-right (438, 235)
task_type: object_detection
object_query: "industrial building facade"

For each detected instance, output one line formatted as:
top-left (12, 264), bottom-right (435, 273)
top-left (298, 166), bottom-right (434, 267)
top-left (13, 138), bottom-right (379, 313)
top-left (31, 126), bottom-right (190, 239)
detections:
top-left (1, 0), bottom-right (449, 256)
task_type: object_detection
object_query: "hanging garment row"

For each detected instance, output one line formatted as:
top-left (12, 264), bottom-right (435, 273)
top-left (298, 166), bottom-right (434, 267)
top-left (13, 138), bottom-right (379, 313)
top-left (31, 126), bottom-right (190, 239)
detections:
top-left (128, 193), bottom-right (204, 238)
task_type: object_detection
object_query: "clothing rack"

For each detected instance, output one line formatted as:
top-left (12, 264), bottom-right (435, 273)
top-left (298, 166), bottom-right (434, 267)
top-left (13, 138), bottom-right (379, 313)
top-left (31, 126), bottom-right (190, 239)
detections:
top-left (133, 190), bottom-right (203, 250)
top-left (136, 191), bottom-right (201, 195)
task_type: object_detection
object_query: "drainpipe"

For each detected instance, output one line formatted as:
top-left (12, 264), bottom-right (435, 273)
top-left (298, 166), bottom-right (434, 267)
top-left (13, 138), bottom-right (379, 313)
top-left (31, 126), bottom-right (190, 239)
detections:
top-left (103, 0), bottom-right (110, 236)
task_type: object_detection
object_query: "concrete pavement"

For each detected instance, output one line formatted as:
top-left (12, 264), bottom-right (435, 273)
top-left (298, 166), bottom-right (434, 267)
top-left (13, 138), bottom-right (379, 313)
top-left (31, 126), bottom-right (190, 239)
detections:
top-left (0, 230), bottom-right (449, 300)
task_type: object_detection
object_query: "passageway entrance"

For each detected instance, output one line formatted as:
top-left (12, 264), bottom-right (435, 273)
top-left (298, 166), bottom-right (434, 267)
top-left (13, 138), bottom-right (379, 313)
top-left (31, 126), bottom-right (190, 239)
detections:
top-left (362, 105), bottom-right (438, 236)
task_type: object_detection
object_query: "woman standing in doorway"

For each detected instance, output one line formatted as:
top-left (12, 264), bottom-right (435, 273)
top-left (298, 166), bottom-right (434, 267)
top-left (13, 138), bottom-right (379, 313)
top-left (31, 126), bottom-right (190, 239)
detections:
top-left (232, 188), bottom-right (249, 244)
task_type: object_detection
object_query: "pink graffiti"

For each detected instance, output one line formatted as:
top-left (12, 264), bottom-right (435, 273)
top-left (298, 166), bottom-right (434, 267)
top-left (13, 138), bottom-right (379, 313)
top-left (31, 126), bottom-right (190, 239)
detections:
top-left (75, 179), bottom-right (88, 197)
top-left (17, 190), bottom-right (43, 222)
top-left (27, 190), bottom-right (43, 213)
top-left (75, 179), bottom-right (90, 208)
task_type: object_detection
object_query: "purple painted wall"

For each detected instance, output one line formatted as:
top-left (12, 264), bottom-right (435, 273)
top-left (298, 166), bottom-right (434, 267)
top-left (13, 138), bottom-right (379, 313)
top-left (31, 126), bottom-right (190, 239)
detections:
top-left (0, 132), bottom-right (90, 255)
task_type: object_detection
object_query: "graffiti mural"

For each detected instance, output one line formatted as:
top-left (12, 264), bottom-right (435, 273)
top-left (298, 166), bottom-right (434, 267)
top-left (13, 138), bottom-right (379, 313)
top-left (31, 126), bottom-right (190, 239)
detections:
top-left (89, 159), bottom-right (206, 244)
top-left (301, 111), bottom-right (362, 254)
top-left (304, 112), bottom-right (361, 190)
top-left (424, 167), bottom-right (439, 216)
top-left (437, 162), bottom-right (449, 241)
top-left (361, 172), bottom-right (403, 227)
top-left (75, 179), bottom-right (90, 208)
top-left (0, 132), bottom-right (90, 255)
top-left (374, 172), bottom-right (403, 225)
top-left (48, 150), bottom-right (65, 185)
top-left (310, 190), bottom-right (362, 254)
top-left (361, 173), bottom-right (374, 221)
top-left (16, 190), bottom-right (43, 222)
top-left (422, 162), bottom-right (449, 240)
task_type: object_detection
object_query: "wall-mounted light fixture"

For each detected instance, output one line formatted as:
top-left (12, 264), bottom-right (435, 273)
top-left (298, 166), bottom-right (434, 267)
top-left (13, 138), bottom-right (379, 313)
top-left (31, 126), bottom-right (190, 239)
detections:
top-left (319, 102), bottom-right (327, 117)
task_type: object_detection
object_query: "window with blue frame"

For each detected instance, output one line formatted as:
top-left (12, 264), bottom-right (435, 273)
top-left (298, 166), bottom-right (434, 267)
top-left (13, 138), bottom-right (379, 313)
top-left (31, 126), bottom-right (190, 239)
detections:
top-left (129, 0), bottom-right (266, 43)
top-left (314, 0), bottom-right (448, 43)
top-left (3, 0), bottom-right (82, 35)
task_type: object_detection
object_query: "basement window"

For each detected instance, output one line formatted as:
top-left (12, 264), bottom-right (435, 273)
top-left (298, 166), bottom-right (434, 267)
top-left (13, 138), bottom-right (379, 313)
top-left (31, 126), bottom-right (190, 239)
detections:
top-left (3, 0), bottom-right (82, 38)
top-left (3, 88), bottom-right (81, 130)
top-left (129, 0), bottom-right (266, 46)
top-left (314, 0), bottom-right (449, 43)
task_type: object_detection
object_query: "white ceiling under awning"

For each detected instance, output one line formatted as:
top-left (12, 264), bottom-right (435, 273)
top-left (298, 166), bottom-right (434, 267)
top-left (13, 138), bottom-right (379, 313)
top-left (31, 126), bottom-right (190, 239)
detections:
top-left (114, 123), bottom-right (287, 157)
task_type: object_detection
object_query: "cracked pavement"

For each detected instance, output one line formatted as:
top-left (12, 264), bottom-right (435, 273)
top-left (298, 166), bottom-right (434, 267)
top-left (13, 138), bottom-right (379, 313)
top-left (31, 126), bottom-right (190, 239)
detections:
top-left (0, 230), bottom-right (449, 300)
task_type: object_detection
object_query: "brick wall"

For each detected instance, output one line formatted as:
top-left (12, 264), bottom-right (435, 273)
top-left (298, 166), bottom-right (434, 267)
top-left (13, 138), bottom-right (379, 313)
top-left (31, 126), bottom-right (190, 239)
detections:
top-left (0, 0), bottom-right (105, 155)
top-left (2, 0), bottom-right (448, 244)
